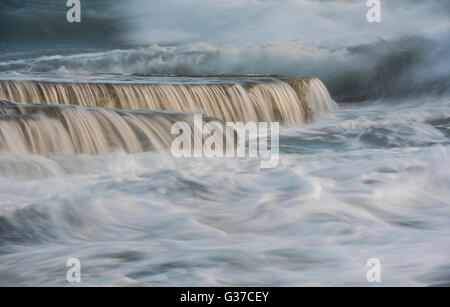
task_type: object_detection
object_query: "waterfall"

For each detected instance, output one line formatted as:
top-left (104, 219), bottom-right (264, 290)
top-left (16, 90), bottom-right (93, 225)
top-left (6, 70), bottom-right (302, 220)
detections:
top-left (0, 99), bottom-right (232, 156)
top-left (0, 78), bottom-right (337, 125)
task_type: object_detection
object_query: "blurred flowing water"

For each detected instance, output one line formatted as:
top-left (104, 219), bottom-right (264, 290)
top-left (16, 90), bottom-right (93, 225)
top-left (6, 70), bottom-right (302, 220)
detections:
top-left (0, 0), bottom-right (449, 286)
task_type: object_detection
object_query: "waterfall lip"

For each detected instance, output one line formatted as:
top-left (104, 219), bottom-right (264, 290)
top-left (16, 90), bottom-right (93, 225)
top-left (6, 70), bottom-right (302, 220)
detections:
top-left (0, 74), bottom-right (288, 85)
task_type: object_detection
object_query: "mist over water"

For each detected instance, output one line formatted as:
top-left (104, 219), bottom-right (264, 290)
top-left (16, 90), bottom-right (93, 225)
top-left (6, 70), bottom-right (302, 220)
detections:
top-left (0, 0), bottom-right (449, 286)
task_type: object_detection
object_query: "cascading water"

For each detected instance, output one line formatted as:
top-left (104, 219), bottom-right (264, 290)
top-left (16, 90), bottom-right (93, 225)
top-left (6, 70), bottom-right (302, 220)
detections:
top-left (0, 99), bottom-right (233, 156)
top-left (0, 78), bottom-right (337, 125)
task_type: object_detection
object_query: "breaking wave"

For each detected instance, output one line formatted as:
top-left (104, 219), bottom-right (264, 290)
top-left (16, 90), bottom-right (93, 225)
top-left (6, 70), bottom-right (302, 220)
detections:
top-left (1, 0), bottom-right (449, 100)
top-left (0, 38), bottom-right (448, 101)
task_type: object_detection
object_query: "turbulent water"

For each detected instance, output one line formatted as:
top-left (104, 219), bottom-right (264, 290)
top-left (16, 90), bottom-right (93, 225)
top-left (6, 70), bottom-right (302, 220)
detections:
top-left (0, 0), bottom-right (449, 286)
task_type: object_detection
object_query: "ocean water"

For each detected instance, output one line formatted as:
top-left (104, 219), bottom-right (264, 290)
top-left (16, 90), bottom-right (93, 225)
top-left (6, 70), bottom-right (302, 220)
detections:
top-left (0, 96), bottom-right (448, 286)
top-left (0, 0), bottom-right (449, 286)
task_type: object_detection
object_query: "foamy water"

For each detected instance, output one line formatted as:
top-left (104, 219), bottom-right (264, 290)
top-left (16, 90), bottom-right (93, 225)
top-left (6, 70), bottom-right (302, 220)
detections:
top-left (0, 97), bottom-right (448, 286)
